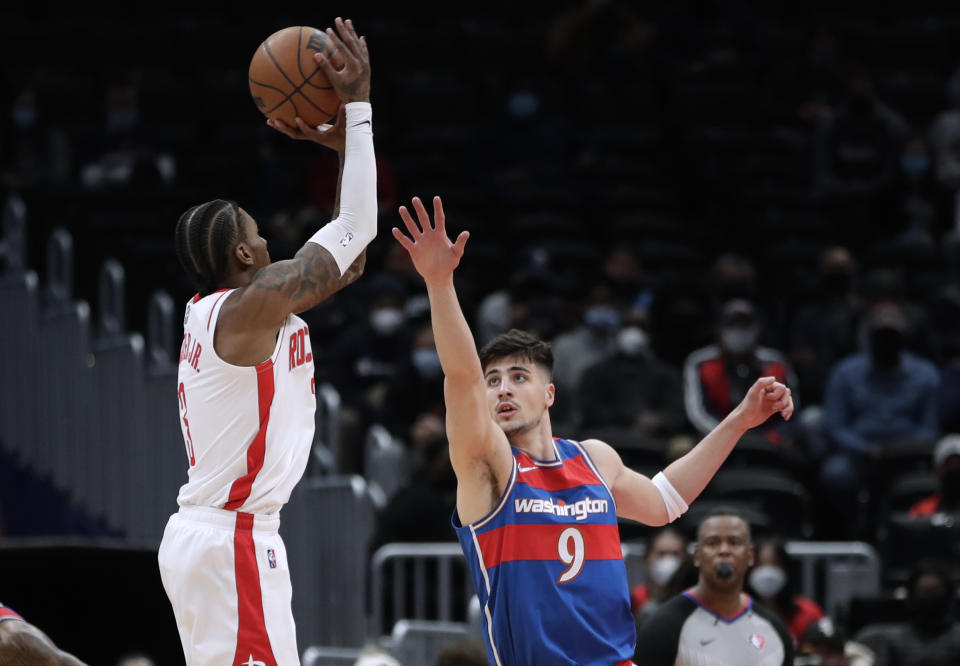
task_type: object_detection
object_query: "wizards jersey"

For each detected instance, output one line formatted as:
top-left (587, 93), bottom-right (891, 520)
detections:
top-left (454, 438), bottom-right (635, 666)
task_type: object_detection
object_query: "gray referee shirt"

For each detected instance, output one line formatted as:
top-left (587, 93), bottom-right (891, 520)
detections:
top-left (634, 591), bottom-right (793, 665)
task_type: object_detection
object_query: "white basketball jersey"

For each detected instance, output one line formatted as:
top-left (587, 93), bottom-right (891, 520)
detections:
top-left (175, 289), bottom-right (316, 515)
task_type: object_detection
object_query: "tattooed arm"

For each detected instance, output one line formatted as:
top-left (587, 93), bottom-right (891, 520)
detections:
top-left (214, 17), bottom-right (374, 366)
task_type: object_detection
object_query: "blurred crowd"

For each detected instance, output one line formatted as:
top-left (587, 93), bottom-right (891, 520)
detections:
top-left (3, 4), bottom-right (960, 663)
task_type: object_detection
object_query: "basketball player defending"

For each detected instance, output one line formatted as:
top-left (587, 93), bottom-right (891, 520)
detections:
top-left (158, 18), bottom-right (374, 666)
top-left (392, 196), bottom-right (795, 666)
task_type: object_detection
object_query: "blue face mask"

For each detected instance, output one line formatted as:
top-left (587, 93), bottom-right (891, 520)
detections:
top-left (902, 154), bottom-right (929, 178)
top-left (584, 306), bottom-right (621, 331)
top-left (412, 348), bottom-right (442, 377)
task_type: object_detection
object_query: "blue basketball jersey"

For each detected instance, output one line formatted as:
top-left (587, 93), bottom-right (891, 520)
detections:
top-left (454, 438), bottom-right (635, 665)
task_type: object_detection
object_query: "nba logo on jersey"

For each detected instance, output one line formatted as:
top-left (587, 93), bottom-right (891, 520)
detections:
top-left (748, 632), bottom-right (766, 649)
top-left (267, 549), bottom-right (277, 569)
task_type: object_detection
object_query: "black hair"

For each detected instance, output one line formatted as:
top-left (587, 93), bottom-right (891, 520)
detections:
top-left (696, 505), bottom-right (753, 542)
top-left (174, 199), bottom-right (243, 296)
top-left (478, 328), bottom-right (554, 377)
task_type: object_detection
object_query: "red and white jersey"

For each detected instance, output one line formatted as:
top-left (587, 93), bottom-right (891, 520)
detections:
top-left (175, 289), bottom-right (316, 516)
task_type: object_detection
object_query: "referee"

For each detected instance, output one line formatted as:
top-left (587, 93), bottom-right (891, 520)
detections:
top-left (634, 508), bottom-right (793, 665)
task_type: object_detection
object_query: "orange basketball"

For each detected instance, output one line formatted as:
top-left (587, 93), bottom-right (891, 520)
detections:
top-left (248, 26), bottom-right (341, 128)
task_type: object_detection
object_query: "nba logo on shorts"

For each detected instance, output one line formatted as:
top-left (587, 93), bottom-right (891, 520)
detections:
top-left (267, 548), bottom-right (277, 569)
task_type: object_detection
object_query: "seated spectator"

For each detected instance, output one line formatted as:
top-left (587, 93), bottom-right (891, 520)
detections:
top-left (630, 527), bottom-right (688, 623)
top-left (576, 308), bottom-right (685, 435)
top-left (818, 299), bottom-right (940, 537)
top-left (909, 434), bottom-right (960, 517)
top-left (799, 617), bottom-right (876, 666)
top-left (747, 538), bottom-right (824, 647)
top-left (853, 559), bottom-right (960, 665)
top-left (683, 299), bottom-right (797, 444)
top-left (550, 284), bottom-right (622, 417)
top-left (380, 322), bottom-right (445, 438)
top-left (788, 245), bottom-right (864, 406)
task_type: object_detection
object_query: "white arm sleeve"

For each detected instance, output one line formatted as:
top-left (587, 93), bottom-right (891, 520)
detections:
top-left (307, 101), bottom-right (377, 275)
top-left (652, 472), bottom-right (689, 523)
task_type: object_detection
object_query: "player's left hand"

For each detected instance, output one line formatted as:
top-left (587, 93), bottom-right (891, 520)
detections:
top-left (267, 102), bottom-right (346, 152)
top-left (734, 376), bottom-right (794, 429)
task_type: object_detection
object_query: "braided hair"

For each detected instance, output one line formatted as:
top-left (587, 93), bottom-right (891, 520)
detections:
top-left (174, 199), bottom-right (243, 296)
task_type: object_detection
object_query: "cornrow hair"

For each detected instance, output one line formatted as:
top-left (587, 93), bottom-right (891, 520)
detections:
top-left (174, 199), bottom-right (242, 296)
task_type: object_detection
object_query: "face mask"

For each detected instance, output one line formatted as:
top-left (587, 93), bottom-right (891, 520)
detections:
top-left (412, 348), bottom-right (442, 378)
top-left (869, 327), bottom-right (903, 367)
top-left (584, 306), bottom-right (620, 332)
top-left (370, 308), bottom-right (404, 335)
top-left (616, 326), bottom-right (648, 357)
top-left (902, 154), bottom-right (929, 178)
top-left (11, 106), bottom-right (36, 129)
top-left (908, 591), bottom-right (951, 631)
top-left (749, 564), bottom-right (787, 598)
top-left (721, 327), bottom-right (756, 355)
top-left (107, 109), bottom-right (139, 132)
top-left (649, 554), bottom-right (681, 585)
top-left (940, 468), bottom-right (960, 502)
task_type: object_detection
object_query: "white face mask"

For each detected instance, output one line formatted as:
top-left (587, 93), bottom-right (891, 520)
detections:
top-left (370, 307), bottom-right (404, 335)
top-left (648, 554), bottom-right (681, 586)
top-left (617, 326), bottom-right (648, 357)
top-left (721, 327), bottom-right (756, 355)
top-left (749, 564), bottom-right (787, 598)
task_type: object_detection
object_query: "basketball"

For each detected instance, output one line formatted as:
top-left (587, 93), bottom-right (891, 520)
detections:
top-left (248, 26), bottom-right (341, 128)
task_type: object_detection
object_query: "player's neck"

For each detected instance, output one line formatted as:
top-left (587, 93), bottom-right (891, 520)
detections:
top-left (507, 415), bottom-right (555, 461)
top-left (690, 583), bottom-right (748, 619)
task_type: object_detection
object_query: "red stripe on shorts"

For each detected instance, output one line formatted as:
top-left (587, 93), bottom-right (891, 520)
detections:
top-left (232, 512), bottom-right (277, 666)
top-left (225, 360), bottom-right (275, 510)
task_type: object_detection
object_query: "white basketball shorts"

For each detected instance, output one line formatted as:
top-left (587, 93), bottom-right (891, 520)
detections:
top-left (158, 505), bottom-right (299, 665)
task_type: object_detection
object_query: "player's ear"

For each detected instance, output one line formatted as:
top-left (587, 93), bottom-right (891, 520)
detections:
top-left (747, 544), bottom-right (755, 569)
top-left (545, 382), bottom-right (555, 408)
top-left (235, 241), bottom-right (255, 267)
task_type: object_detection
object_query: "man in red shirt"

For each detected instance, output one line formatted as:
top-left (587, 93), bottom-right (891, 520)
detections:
top-left (909, 434), bottom-right (960, 517)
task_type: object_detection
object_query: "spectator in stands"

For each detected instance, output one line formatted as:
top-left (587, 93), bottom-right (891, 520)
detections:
top-left (601, 243), bottom-right (654, 313)
top-left (706, 253), bottom-right (759, 315)
top-left (818, 299), bottom-right (940, 536)
top-left (799, 616), bottom-right (876, 666)
top-left (634, 508), bottom-right (794, 664)
top-left (747, 538), bottom-right (824, 647)
top-left (550, 283), bottom-right (622, 411)
top-left (683, 299), bottom-right (797, 444)
top-left (649, 275), bottom-right (714, 367)
top-left (928, 64), bottom-right (960, 232)
top-left (630, 527), bottom-right (688, 622)
top-left (576, 307), bottom-right (685, 436)
top-left (0, 86), bottom-right (72, 190)
top-left (908, 433), bottom-right (960, 517)
top-left (381, 321), bottom-right (446, 438)
top-left (353, 648), bottom-right (402, 666)
top-left (324, 273), bottom-right (415, 471)
top-left (79, 78), bottom-right (175, 190)
top-left (812, 65), bottom-right (909, 245)
top-left (788, 245), bottom-right (864, 407)
top-left (853, 559), bottom-right (960, 665)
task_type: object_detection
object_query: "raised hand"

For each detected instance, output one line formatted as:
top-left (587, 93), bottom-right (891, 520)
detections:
top-left (268, 103), bottom-right (346, 151)
top-left (735, 376), bottom-right (794, 429)
top-left (315, 17), bottom-right (371, 103)
top-left (392, 196), bottom-right (469, 284)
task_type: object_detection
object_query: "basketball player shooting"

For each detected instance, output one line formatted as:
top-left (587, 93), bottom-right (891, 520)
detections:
top-left (158, 18), bottom-right (374, 666)
top-left (392, 196), bottom-right (794, 665)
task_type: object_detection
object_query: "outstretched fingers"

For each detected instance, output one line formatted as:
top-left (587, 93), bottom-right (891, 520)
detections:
top-left (452, 230), bottom-right (470, 257)
top-left (433, 196), bottom-right (446, 233)
top-left (391, 226), bottom-right (414, 252)
top-left (398, 204), bottom-right (422, 238)
top-left (411, 196), bottom-right (434, 231)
